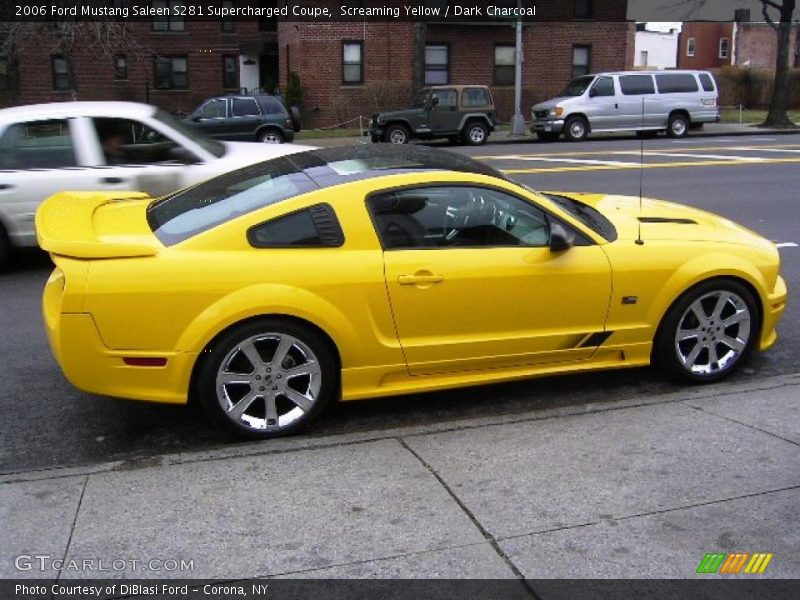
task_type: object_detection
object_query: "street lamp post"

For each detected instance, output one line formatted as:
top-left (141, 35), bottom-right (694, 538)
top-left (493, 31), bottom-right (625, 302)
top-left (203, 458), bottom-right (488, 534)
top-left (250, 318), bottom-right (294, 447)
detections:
top-left (511, 3), bottom-right (526, 135)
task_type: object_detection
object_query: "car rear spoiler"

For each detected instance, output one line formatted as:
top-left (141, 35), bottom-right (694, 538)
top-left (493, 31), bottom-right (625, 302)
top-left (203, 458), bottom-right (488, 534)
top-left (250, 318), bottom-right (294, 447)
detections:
top-left (35, 191), bottom-right (160, 259)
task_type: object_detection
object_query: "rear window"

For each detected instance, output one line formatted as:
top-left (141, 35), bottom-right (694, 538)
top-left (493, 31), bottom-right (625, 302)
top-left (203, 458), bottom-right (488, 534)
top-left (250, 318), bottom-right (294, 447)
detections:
top-left (655, 73), bottom-right (699, 94)
top-left (462, 87), bottom-right (491, 107)
top-left (0, 119), bottom-right (76, 170)
top-left (699, 73), bottom-right (716, 92)
top-left (619, 75), bottom-right (655, 96)
top-left (258, 96), bottom-right (286, 115)
top-left (232, 97), bottom-right (260, 117)
top-left (147, 158), bottom-right (316, 246)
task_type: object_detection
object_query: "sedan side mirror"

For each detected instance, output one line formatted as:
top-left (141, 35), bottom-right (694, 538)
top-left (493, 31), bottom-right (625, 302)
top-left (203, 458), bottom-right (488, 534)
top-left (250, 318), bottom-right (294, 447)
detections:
top-left (549, 221), bottom-right (575, 252)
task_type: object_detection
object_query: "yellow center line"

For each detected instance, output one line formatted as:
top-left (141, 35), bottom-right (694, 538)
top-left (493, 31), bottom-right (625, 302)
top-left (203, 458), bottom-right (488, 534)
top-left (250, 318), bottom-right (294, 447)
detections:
top-left (475, 143), bottom-right (800, 160)
top-left (501, 156), bottom-right (800, 174)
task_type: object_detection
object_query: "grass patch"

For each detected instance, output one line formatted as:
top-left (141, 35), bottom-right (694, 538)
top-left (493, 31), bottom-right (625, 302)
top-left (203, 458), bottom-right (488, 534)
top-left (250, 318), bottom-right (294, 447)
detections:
top-left (719, 108), bottom-right (800, 125)
top-left (295, 128), bottom-right (365, 140)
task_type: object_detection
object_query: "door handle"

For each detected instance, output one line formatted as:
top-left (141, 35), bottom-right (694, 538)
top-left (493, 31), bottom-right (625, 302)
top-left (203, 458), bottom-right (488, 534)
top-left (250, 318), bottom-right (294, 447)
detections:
top-left (0, 183), bottom-right (13, 191)
top-left (398, 274), bottom-right (444, 285)
top-left (100, 177), bottom-right (124, 184)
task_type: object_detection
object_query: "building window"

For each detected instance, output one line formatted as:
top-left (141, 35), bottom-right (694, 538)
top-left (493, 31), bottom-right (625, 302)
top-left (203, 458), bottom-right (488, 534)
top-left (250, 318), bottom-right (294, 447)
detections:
top-left (686, 37), bottom-right (696, 57)
top-left (572, 45), bottom-right (591, 78)
top-left (425, 45), bottom-right (449, 85)
top-left (152, 0), bottom-right (186, 32)
top-left (719, 37), bottom-right (730, 59)
top-left (494, 45), bottom-right (515, 85)
top-left (114, 54), bottom-right (127, 80)
top-left (52, 55), bottom-right (70, 91)
top-left (0, 59), bottom-right (9, 91)
top-left (342, 41), bottom-right (363, 85)
top-left (221, 0), bottom-right (235, 32)
top-left (223, 55), bottom-right (238, 89)
top-left (573, 0), bottom-right (593, 19)
top-left (154, 56), bottom-right (188, 89)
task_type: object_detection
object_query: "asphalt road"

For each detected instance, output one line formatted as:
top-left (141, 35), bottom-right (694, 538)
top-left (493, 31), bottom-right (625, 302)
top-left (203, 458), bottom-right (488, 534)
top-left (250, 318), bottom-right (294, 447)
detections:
top-left (2, 134), bottom-right (798, 474)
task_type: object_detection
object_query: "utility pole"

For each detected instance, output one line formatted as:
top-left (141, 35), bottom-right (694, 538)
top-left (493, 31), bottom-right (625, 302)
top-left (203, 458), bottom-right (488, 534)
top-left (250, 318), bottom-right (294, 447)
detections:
top-left (511, 1), bottom-right (525, 135)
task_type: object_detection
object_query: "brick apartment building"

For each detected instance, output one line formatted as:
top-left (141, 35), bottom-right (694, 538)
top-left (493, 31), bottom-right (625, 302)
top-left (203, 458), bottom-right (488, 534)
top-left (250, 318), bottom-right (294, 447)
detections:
top-left (0, 0), bottom-right (633, 128)
top-left (678, 14), bottom-right (800, 70)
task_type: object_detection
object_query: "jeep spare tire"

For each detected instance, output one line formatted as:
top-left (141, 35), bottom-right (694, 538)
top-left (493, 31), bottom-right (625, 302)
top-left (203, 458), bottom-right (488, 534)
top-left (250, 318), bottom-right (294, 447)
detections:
top-left (289, 106), bottom-right (302, 132)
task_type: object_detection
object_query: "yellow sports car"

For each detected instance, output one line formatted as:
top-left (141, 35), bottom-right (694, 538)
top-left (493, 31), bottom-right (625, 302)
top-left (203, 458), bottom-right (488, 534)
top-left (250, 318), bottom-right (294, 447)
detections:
top-left (37, 146), bottom-right (786, 438)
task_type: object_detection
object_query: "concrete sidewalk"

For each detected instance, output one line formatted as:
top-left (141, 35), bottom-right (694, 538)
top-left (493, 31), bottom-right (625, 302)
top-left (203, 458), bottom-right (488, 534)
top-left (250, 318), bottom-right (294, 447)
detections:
top-left (3, 373), bottom-right (800, 581)
top-left (298, 122), bottom-right (800, 148)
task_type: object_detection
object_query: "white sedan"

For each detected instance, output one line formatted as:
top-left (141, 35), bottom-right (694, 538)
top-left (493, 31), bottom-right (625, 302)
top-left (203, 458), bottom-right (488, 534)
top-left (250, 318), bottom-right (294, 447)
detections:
top-left (0, 101), bottom-right (312, 269)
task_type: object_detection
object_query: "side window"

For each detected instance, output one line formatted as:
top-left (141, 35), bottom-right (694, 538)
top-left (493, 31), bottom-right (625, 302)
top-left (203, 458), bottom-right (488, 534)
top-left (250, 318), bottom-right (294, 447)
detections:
top-left (619, 74), bottom-right (655, 95)
top-left (655, 73), bottom-right (699, 94)
top-left (92, 117), bottom-right (196, 166)
top-left (462, 87), bottom-right (490, 107)
top-left (590, 77), bottom-right (614, 97)
top-left (259, 97), bottom-right (285, 115)
top-left (368, 186), bottom-right (552, 250)
top-left (232, 97), bottom-right (260, 117)
top-left (248, 204), bottom-right (344, 248)
top-left (197, 99), bottom-right (227, 119)
top-left (0, 119), bottom-right (76, 170)
top-left (699, 73), bottom-right (716, 92)
top-left (431, 88), bottom-right (457, 108)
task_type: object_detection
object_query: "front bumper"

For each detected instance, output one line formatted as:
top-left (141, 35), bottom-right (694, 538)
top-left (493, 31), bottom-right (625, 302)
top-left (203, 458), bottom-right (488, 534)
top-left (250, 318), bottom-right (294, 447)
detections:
top-left (531, 119), bottom-right (565, 134)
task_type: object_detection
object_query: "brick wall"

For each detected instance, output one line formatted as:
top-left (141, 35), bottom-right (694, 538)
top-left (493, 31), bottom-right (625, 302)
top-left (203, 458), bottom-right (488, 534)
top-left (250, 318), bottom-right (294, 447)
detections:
top-left (678, 22), bottom-right (735, 70)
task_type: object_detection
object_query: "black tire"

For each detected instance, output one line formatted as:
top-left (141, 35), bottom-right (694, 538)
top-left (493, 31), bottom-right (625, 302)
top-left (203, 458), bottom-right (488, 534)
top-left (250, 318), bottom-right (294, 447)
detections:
top-left (654, 279), bottom-right (760, 384)
top-left (198, 318), bottom-right (337, 439)
top-left (667, 113), bottom-right (690, 138)
top-left (563, 116), bottom-right (589, 142)
top-left (463, 121), bottom-right (489, 146)
top-left (0, 224), bottom-right (11, 273)
top-left (257, 128), bottom-right (285, 144)
top-left (537, 132), bottom-right (560, 142)
top-left (384, 124), bottom-right (411, 144)
top-left (289, 106), bottom-right (302, 132)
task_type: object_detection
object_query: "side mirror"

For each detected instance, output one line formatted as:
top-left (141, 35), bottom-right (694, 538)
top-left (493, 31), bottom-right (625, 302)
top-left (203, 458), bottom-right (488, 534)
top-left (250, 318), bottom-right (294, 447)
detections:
top-left (588, 88), bottom-right (597, 98)
top-left (549, 222), bottom-right (575, 252)
top-left (424, 99), bottom-right (432, 110)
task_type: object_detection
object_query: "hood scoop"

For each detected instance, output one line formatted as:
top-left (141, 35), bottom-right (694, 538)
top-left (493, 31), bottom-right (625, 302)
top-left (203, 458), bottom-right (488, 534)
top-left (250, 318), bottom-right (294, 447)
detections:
top-left (638, 217), bottom-right (697, 225)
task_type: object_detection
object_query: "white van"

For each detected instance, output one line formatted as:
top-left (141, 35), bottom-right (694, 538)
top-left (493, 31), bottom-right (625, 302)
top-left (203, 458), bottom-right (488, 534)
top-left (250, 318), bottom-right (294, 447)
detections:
top-left (530, 70), bottom-right (720, 141)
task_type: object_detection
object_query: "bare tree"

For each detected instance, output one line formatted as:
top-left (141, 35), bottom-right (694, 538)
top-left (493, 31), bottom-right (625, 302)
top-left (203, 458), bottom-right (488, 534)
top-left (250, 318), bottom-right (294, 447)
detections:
top-left (760, 0), bottom-right (797, 127)
top-left (0, 22), bottom-right (140, 97)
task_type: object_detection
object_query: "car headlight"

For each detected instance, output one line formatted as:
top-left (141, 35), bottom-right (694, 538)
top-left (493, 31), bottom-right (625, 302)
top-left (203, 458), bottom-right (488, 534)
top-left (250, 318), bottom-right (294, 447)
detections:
top-left (550, 107), bottom-right (564, 117)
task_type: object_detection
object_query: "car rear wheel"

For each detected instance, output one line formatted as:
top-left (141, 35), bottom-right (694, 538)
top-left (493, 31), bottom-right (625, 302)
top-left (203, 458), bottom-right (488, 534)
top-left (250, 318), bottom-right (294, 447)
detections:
top-left (258, 129), bottom-right (285, 144)
top-left (667, 113), bottom-right (689, 138)
top-left (564, 117), bottom-right (588, 142)
top-left (385, 124), bottom-right (411, 144)
top-left (198, 318), bottom-right (337, 438)
top-left (655, 279), bottom-right (759, 383)
top-left (464, 121), bottom-right (488, 146)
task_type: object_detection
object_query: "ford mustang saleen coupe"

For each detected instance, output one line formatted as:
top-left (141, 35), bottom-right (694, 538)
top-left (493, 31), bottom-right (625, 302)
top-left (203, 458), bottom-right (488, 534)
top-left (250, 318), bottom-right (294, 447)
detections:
top-left (37, 146), bottom-right (786, 438)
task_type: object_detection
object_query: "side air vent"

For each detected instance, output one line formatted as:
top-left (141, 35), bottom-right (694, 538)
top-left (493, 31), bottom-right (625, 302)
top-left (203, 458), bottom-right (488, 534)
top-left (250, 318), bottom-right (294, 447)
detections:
top-left (637, 217), bottom-right (697, 225)
top-left (309, 203), bottom-right (345, 247)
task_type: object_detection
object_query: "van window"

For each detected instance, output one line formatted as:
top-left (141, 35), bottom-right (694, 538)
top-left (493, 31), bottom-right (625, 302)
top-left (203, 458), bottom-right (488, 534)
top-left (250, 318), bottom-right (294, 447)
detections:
top-left (655, 73), bottom-right (699, 94)
top-left (591, 77), bottom-right (614, 97)
top-left (699, 73), bottom-right (716, 92)
top-left (619, 75), bottom-right (655, 95)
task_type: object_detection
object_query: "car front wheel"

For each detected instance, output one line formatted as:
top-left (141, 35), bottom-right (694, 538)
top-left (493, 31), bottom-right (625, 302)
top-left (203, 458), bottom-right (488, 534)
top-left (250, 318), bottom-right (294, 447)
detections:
top-left (198, 318), bottom-right (337, 438)
top-left (258, 129), bottom-right (285, 144)
top-left (655, 279), bottom-right (759, 383)
top-left (564, 117), bottom-right (588, 142)
top-left (385, 124), bottom-right (411, 144)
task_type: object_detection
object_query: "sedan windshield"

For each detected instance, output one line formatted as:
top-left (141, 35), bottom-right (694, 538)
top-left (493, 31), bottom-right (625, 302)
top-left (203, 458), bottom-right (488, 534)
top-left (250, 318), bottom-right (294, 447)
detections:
top-left (558, 76), bottom-right (594, 97)
top-left (153, 109), bottom-right (225, 158)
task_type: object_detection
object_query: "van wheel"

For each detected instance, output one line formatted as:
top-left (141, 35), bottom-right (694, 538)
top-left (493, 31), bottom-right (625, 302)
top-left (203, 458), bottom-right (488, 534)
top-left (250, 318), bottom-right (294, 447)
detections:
top-left (564, 117), bottom-right (588, 142)
top-left (667, 114), bottom-right (689, 138)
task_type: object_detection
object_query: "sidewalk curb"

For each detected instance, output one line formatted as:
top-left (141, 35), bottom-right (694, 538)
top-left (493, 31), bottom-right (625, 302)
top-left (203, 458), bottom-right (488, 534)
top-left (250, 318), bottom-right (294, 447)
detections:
top-left (3, 372), bottom-right (798, 485)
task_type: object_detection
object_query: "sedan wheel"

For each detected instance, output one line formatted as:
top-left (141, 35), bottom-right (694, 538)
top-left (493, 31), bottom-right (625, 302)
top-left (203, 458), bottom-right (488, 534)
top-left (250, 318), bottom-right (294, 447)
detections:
top-left (656, 280), bottom-right (758, 383)
top-left (258, 130), bottom-right (284, 144)
top-left (199, 319), bottom-right (336, 438)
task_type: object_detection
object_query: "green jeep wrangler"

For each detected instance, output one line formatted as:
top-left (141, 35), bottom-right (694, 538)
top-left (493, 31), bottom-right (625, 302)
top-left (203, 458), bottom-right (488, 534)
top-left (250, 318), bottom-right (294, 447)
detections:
top-left (369, 85), bottom-right (496, 146)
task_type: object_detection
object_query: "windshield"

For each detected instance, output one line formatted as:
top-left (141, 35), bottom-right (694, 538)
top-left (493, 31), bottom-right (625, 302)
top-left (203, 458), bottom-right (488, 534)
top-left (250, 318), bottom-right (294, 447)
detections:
top-left (558, 76), bottom-right (594, 97)
top-left (153, 109), bottom-right (225, 158)
top-left (411, 89), bottom-right (431, 108)
top-left (543, 193), bottom-right (617, 242)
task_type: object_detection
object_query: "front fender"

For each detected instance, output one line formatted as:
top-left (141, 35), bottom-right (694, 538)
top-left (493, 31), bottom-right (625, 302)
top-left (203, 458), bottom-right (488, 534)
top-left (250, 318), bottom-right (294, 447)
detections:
top-left (175, 283), bottom-right (363, 367)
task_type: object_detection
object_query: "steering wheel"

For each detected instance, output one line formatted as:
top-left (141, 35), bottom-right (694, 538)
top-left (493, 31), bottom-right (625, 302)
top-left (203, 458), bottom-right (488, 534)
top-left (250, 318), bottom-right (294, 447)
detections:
top-left (443, 191), bottom-right (497, 242)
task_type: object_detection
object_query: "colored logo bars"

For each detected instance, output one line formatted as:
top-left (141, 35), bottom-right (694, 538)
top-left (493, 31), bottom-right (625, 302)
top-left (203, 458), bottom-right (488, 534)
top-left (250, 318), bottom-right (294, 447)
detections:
top-left (696, 552), bottom-right (774, 574)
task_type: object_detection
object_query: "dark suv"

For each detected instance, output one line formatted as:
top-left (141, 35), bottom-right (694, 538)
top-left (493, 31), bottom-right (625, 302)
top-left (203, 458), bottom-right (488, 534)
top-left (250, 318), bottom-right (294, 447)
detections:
top-left (184, 95), bottom-right (301, 144)
top-left (369, 85), bottom-right (496, 146)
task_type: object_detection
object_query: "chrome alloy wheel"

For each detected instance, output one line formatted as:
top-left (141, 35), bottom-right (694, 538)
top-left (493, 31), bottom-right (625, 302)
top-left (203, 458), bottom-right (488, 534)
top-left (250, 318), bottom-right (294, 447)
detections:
top-left (259, 131), bottom-right (283, 144)
top-left (568, 120), bottom-right (586, 139)
top-left (215, 333), bottom-right (322, 431)
top-left (389, 128), bottom-right (408, 144)
top-left (670, 118), bottom-right (688, 137)
top-left (674, 291), bottom-right (751, 377)
top-left (468, 125), bottom-right (486, 144)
